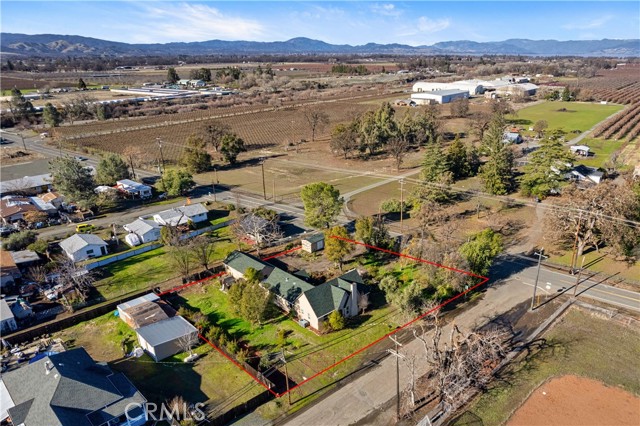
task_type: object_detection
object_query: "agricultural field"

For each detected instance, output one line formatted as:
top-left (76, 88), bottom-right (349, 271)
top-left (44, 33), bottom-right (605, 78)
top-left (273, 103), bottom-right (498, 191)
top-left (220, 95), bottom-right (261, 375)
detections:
top-left (450, 307), bottom-right (640, 426)
top-left (591, 102), bottom-right (640, 141)
top-left (572, 64), bottom-right (640, 105)
top-left (570, 137), bottom-right (626, 169)
top-left (507, 101), bottom-right (624, 134)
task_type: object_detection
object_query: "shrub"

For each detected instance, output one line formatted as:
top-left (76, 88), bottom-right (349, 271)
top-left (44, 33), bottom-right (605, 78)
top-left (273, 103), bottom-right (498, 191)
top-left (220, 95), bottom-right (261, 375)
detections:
top-left (4, 231), bottom-right (37, 251)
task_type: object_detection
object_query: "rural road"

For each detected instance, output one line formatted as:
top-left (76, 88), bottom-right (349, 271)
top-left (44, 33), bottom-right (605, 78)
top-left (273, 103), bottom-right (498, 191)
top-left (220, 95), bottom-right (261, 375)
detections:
top-left (271, 255), bottom-right (639, 426)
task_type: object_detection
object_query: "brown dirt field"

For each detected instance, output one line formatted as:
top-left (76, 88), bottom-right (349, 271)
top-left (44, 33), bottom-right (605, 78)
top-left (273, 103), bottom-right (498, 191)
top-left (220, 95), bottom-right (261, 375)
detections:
top-left (507, 375), bottom-right (640, 426)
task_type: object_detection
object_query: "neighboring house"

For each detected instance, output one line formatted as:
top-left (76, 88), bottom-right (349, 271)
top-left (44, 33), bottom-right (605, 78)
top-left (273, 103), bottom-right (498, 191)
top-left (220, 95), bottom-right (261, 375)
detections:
top-left (59, 234), bottom-right (109, 262)
top-left (0, 173), bottom-right (53, 196)
top-left (9, 297), bottom-right (33, 320)
top-left (0, 196), bottom-right (38, 224)
top-left (0, 347), bottom-right (147, 426)
top-left (29, 196), bottom-right (57, 215)
top-left (223, 250), bottom-right (367, 331)
top-left (123, 219), bottom-right (161, 245)
top-left (116, 180), bottom-right (152, 199)
top-left (411, 89), bottom-right (469, 105)
top-left (566, 165), bottom-right (604, 185)
top-left (0, 299), bottom-right (18, 334)
top-left (0, 250), bottom-right (21, 289)
top-left (189, 79), bottom-right (206, 87)
top-left (503, 132), bottom-right (523, 144)
top-left (302, 234), bottom-right (325, 253)
top-left (177, 79), bottom-right (191, 86)
top-left (117, 294), bottom-right (198, 362)
top-left (570, 145), bottom-right (590, 156)
top-left (38, 192), bottom-right (65, 208)
top-left (153, 203), bottom-right (208, 226)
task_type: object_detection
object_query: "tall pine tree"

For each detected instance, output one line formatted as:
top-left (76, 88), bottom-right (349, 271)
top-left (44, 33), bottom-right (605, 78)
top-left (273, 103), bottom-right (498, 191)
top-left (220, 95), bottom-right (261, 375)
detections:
top-left (520, 130), bottom-right (573, 199)
top-left (479, 115), bottom-right (514, 195)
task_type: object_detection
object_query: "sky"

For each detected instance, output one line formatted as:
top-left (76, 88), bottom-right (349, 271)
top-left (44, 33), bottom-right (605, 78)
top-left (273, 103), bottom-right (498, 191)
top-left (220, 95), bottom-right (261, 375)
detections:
top-left (1, 1), bottom-right (639, 46)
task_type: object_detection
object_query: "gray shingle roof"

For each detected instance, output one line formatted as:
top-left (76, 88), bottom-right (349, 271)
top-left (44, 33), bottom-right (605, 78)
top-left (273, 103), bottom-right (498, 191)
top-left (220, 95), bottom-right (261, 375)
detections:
top-left (224, 251), bottom-right (268, 275)
top-left (124, 218), bottom-right (160, 235)
top-left (302, 283), bottom-right (347, 319)
top-left (59, 234), bottom-right (107, 254)
top-left (136, 315), bottom-right (197, 347)
top-left (1, 347), bottom-right (145, 426)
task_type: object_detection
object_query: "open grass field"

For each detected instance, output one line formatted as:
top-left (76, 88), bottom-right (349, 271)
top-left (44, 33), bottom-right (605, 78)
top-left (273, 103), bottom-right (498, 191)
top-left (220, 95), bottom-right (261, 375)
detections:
top-left (55, 311), bottom-right (265, 410)
top-left (572, 137), bottom-right (626, 169)
top-left (507, 101), bottom-right (624, 134)
top-left (450, 308), bottom-right (640, 426)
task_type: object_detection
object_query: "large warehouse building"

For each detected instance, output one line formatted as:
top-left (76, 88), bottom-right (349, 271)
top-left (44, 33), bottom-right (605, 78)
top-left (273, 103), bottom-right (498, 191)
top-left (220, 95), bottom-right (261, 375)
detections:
top-left (412, 77), bottom-right (537, 99)
top-left (411, 89), bottom-right (469, 105)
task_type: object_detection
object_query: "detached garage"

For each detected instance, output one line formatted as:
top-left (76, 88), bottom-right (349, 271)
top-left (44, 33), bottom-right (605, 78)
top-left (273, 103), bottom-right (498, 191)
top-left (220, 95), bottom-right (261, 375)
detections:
top-left (136, 316), bottom-right (198, 361)
top-left (411, 89), bottom-right (469, 105)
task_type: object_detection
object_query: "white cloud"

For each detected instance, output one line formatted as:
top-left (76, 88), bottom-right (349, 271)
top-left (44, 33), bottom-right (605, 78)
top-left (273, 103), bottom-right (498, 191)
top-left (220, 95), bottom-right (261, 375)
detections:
top-left (562, 15), bottom-right (614, 30)
top-left (371, 3), bottom-right (402, 17)
top-left (417, 16), bottom-right (450, 33)
top-left (128, 3), bottom-right (265, 43)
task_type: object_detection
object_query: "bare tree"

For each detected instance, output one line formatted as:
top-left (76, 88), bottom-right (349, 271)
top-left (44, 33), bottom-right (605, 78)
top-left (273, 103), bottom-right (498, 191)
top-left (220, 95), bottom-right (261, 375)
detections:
top-left (450, 98), bottom-right (470, 118)
top-left (386, 136), bottom-right (409, 171)
top-left (232, 212), bottom-right (283, 255)
top-left (191, 235), bottom-right (215, 272)
top-left (303, 107), bottom-right (330, 142)
top-left (26, 265), bottom-right (48, 284)
top-left (203, 121), bottom-right (231, 153)
top-left (168, 243), bottom-right (194, 280)
top-left (55, 259), bottom-right (95, 303)
top-left (178, 332), bottom-right (200, 356)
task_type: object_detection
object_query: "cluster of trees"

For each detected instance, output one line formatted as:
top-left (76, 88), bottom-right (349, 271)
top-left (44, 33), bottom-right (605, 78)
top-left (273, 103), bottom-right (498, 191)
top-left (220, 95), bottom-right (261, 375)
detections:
top-left (181, 122), bottom-right (247, 171)
top-left (228, 267), bottom-right (275, 325)
top-left (331, 64), bottom-right (369, 75)
top-left (544, 86), bottom-right (577, 101)
top-left (161, 231), bottom-right (219, 280)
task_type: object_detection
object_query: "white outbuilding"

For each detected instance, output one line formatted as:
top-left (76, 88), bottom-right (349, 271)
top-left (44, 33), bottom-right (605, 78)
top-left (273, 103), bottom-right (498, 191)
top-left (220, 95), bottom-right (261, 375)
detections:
top-left (411, 89), bottom-right (469, 105)
top-left (412, 82), bottom-right (453, 93)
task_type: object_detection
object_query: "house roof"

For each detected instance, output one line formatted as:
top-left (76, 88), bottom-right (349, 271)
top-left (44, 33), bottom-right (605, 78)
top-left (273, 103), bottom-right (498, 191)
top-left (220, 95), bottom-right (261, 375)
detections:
top-left (224, 250), bottom-right (268, 275)
top-left (154, 203), bottom-right (208, 224)
top-left (121, 301), bottom-right (170, 329)
top-left (117, 293), bottom-right (160, 312)
top-left (0, 174), bottom-right (52, 195)
top-left (38, 192), bottom-right (63, 203)
top-left (0, 250), bottom-right (17, 270)
top-left (59, 234), bottom-right (107, 255)
top-left (29, 196), bottom-right (56, 212)
top-left (179, 203), bottom-right (208, 217)
top-left (136, 316), bottom-right (197, 347)
top-left (124, 219), bottom-right (160, 235)
top-left (572, 165), bottom-right (604, 181)
top-left (303, 233), bottom-right (325, 244)
top-left (1, 347), bottom-right (145, 426)
top-left (10, 250), bottom-right (40, 265)
top-left (0, 196), bottom-right (37, 218)
top-left (264, 267), bottom-right (313, 305)
top-left (116, 180), bottom-right (151, 192)
top-left (302, 283), bottom-right (347, 320)
top-left (325, 269), bottom-right (366, 291)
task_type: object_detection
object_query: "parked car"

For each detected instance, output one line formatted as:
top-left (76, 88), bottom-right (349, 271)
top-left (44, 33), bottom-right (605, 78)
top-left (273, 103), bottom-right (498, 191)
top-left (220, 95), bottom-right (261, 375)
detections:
top-left (76, 223), bottom-right (95, 233)
top-left (0, 226), bottom-right (16, 237)
top-left (74, 156), bottom-right (88, 161)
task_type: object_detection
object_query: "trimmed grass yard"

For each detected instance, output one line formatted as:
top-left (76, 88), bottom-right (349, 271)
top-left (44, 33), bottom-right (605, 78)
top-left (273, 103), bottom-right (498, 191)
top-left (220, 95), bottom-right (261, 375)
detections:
top-left (507, 101), bottom-right (623, 134)
top-left (451, 308), bottom-right (640, 426)
top-left (574, 137), bottom-right (627, 169)
top-left (56, 311), bottom-right (265, 411)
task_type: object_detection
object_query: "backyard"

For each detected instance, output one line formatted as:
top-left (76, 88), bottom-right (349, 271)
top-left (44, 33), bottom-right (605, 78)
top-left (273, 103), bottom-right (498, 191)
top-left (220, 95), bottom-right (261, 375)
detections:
top-left (450, 308), bottom-right (640, 426)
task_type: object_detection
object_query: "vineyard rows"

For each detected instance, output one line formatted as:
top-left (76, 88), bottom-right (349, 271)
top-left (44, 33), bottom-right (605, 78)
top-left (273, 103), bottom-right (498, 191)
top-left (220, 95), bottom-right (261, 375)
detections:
top-left (572, 65), bottom-right (640, 105)
top-left (56, 100), bottom-right (377, 163)
top-left (592, 103), bottom-right (640, 141)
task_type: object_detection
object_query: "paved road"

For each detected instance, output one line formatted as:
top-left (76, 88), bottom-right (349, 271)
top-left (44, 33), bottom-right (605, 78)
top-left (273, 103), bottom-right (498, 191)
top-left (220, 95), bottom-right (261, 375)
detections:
top-left (276, 255), bottom-right (639, 426)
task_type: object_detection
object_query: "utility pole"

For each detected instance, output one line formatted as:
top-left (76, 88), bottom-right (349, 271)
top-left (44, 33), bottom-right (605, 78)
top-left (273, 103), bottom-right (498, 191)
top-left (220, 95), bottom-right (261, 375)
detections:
top-left (531, 248), bottom-right (547, 311)
top-left (19, 134), bottom-right (27, 152)
top-left (214, 167), bottom-right (219, 184)
top-left (128, 155), bottom-right (136, 180)
top-left (573, 255), bottom-right (586, 297)
top-left (399, 179), bottom-right (404, 234)
top-left (387, 335), bottom-right (404, 421)
top-left (569, 212), bottom-right (583, 274)
top-left (212, 176), bottom-right (217, 202)
top-left (156, 137), bottom-right (166, 192)
top-left (272, 177), bottom-right (276, 202)
top-left (281, 348), bottom-right (291, 405)
top-left (260, 158), bottom-right (266, 200)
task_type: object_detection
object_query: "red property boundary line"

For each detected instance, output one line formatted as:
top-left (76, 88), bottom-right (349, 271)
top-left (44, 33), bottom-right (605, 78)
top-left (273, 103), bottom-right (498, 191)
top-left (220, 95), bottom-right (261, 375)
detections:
top-left (158, 237), bottom-right (489, 398)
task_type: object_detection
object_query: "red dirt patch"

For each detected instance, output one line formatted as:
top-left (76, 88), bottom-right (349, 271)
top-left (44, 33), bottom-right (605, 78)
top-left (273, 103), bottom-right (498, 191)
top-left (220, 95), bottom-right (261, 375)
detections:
top-left (508, 375), bottom-right (640, 426)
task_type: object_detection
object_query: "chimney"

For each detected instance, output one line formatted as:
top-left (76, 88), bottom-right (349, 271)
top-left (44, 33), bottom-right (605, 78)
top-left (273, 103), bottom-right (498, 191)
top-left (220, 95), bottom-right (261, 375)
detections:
top-left (45, 361), bottom-right (53, 375)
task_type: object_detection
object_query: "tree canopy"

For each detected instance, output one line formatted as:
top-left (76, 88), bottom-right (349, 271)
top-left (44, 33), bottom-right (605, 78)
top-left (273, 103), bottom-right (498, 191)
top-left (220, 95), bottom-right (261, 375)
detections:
top-left (324, 226), bottom-right (353, 269)
top-left (96, 154), bottom-right (130, 186)
top-left (167, 67), bottom-right (180, 83)
top-left (43, 103), bottom-right (62, 127)
top-left (49, 156), bottom-right (96, 204)
top-left (459, 228), bottom-right (503, 276)
top-left (479, 115), bottom-right (514, 195)
top-left (157, 168), bottom-right (195, 196)
top-left (180, 134), bottom-right (212, 173)
top-left (520, 130), bottom-right (573, 199)
top-left (220, 133), bottom-right (246, 164)
top-left (300, 182), bottom-right (343, 229)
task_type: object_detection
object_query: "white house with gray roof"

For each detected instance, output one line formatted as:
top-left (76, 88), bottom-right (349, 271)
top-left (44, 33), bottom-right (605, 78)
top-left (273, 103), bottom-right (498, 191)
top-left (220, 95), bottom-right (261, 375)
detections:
top-left (123, 219), bottom-right (161, 245)
top-left (59, 234), bottom-right (108, 262)
top-left (0, 347), bottom-right (147, 426)
top-left (0, 299), bottom-right (17, 334)
top-left (152, 203), bottom-right (208, 226)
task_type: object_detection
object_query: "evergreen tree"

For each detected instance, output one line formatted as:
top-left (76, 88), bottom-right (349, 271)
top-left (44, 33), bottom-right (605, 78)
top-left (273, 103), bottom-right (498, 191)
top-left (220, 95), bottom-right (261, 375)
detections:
top-left (324, 226), bottom-right (353, 270)
top-left (416, 137), bottom-right (453, 203)
top-left (49, 156), bottom-right (96, 204)
top-left (9, 87), bottom-right (34, 122)
top-left (479, 115), bottom-right (514, 195)
top-left (328, 310), bottom-right (345, 331)
top-left (77, 78), bottom-right (87, 89)
top-left (157, 168), bottom-right (195, 196)
top-left (520, 130), bottom-right (573, 199)
top-left (220, 133), bottom-right (246, 164)
top-left (300, 182), bottom-right (343, 229)
top-left (167, 67), bottom-right (180, 84)
top-left (96, 154), bottom-right (130, 186)
top-left (459, 229), bottom-right (503, 276)
top-left (180, 134), bottom-right (212, 173)
top-left (43, 102), bottom-right (62, 127)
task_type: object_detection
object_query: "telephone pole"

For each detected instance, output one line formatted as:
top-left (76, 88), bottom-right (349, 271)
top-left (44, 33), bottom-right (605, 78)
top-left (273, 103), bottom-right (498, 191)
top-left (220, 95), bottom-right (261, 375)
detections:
top-left (569, 212), bottom-right (583, 274)
top-left (531, 248), bottom-right (548, 310)
top-left (260, 158), bottom-right (266, 200)
top-left (156, 137), bottom-right (166, 193)
top-left (399, 179), bottom-right (404, 234)
top-left (387, 335), bottom-right (404, 421)
top-left (573, 256), bottom-right (586, 297)
top-left (281, 348), bottom-right (291, 405)
top-left (272, 177), bottom-right (276, 202)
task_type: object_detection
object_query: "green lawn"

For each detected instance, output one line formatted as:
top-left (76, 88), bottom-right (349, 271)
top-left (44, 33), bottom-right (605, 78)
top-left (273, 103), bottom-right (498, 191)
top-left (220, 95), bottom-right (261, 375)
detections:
top-left (451, 308), bottom-right (640, 426)
top-left (507, 101), bottom-right (623, 134)
top-left (57, 310), bottom-right (265, 409)
top-left (572, 138), bottom-right (626, 169)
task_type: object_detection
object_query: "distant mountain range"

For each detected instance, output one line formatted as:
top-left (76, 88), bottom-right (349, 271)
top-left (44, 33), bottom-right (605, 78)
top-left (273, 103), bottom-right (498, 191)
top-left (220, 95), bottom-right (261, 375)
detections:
top-left (1, 33), bottom-right (638, 57)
